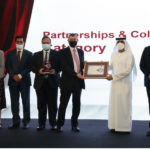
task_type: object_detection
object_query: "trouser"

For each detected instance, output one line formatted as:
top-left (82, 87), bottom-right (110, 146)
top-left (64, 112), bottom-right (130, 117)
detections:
top-left (9, 85), bottom-right (30, 125)
top-left (36, 79), bottom-right (58, 127)
top-left (146, 86), bottom-right (150, 114)
top-left (57, 87), bottom-right (82, 127)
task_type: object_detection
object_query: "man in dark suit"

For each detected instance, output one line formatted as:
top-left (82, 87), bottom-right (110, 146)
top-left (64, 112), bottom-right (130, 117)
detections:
top-left (6, 36), bottom-right (32, 129)
top-left (140, 46), bottom-right (150, 136)
top-left (31, 36), bottom-right (60, 131)
top-left (57, 33), bottom-right (85, 133)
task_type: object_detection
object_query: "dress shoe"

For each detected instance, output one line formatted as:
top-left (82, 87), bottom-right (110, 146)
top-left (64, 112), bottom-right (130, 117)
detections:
top-left (56, 126), bottom-right (63, 133)
top-left (115, 131), bottom-right (130, 134)
top-left (51, 125), bottom-right (57, 131)
top-left (110, 129), bottom-right (116, 133)
top-left (22, 123), bottom-right (29, 129)
top-left (8, 124), bottom-right (20, 129)
top-left (72, 126), bottom-right (80, 132)
top-left (147, 131), bottom-right (150, 136)
top-left (36, 125), bottom-right (45, 131)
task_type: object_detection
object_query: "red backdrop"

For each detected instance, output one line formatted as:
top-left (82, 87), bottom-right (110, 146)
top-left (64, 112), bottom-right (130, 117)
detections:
top-left (0, 0), bottom-right (34, 74)
top-left (0, 0), bottom-right (34, 53)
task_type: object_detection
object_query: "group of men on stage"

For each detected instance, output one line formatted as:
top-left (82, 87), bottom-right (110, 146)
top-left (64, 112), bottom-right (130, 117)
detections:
top-left (3, 33), bottom-right (150, 136)
top-left (5, 33), bottom-right (84, 133)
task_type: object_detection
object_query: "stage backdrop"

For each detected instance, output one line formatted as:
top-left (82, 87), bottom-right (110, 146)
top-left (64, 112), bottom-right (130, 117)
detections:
top-left (4, 0), bottom-right (150, 120)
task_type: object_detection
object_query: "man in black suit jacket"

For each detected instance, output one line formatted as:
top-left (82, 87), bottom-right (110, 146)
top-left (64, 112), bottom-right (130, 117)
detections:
top-left (140, 46), bottom-right (150, 136)
top-left (5, 36), bottom-right (32, 129)
top-left (57, 33), bottom-right (85, 132)
top-left (31, 36), bottom-right (60, 131)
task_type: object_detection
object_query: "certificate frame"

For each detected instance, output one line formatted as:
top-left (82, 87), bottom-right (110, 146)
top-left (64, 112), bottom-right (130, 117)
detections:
top-left (83, 61), bottom-right (109, 79)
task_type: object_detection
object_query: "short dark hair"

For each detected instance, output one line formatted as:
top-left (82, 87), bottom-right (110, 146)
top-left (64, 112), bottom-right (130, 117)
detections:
top-left (69, 33), bottom-right (77, 38)
top-left (15, 36), bottom-right (24, 41)
top-left (42, 36), bottom-right (51, 42)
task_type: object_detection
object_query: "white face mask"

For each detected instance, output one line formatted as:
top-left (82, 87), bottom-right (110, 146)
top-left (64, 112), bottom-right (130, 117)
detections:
top-left (42, 44), bottom-right (50, 50)
top-left (16, 44), bottom-right (24, 50)
top-left (117, 43), bottom-right (125, 50)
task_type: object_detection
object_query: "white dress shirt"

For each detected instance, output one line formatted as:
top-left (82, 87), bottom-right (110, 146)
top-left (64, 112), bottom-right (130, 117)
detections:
top-left (43, 49), bottom-right (50, 62)
top-left (17, 49), bottom-right (23, 60)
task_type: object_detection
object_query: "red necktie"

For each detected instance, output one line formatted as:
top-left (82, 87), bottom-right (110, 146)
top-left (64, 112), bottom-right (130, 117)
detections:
top-left (17, 50), bottom-right (21, 62)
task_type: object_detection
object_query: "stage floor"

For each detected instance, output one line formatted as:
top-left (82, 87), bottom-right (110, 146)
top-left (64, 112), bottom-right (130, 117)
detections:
top-left (0, 119), bottom-right (150, 148)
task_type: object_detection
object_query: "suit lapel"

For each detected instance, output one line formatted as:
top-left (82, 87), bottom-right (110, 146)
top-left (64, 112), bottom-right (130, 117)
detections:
top-left (49, 49), bottom-right (52, 62)
top-left (39, 51), bottom-right (44, 66)
top-left (20, 50), bottom-right (26, 65)
top-left (77, 48), bottom-right (84, 72)
top-left (67, 47), bottom-right (74, 69)
top-left (13, 49), bottom-right (19, 65)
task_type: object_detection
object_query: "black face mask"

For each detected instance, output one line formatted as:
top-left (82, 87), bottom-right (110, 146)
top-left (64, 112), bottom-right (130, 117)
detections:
top-left (69, 41), bottom-right (77, 47)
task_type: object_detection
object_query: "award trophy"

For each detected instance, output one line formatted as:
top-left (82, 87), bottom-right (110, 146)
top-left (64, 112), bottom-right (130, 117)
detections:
top-left (43, 60), bottom-right (52, 74)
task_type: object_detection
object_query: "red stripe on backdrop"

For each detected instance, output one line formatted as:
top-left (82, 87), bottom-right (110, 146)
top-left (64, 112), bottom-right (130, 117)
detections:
top-left (0, 0), bottom-right (34, 74)
top-left (0, 0), bottom-right (15, 50)
top-left (9, 0), bottom-right (34, 53)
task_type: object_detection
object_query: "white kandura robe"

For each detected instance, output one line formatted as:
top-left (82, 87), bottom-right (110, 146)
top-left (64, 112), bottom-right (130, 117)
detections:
top-left (108, 50), bottom-right (134, 132)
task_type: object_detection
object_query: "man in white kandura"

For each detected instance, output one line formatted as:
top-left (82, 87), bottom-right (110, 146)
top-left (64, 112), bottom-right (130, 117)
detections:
top-left (106, 36), bottom-right (137, 133)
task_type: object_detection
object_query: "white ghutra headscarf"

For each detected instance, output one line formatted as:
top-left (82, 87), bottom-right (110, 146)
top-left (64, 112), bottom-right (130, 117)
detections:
top-left (112, 37), bottom-right (137, 81)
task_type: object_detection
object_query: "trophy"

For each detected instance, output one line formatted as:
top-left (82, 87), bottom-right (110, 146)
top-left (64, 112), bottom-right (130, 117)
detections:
top-left (43, 60), bottom-right (52, 74)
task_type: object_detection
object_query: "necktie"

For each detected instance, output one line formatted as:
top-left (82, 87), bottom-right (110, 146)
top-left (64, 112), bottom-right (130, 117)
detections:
top-left (44, 51), bottom-right (49, 62)
top-left (73, 48), bottom-right (80, 73)
top-left (44, 50), bottom-right (50, 79)
top-left (17, 50), bottom-right (21, 62)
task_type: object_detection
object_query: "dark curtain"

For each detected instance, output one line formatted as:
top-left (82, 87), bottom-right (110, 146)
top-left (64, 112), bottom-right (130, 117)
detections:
top-left (0, 0), bottom-right (34, 74)
top-left (0, 0), bottom-right (34, 53)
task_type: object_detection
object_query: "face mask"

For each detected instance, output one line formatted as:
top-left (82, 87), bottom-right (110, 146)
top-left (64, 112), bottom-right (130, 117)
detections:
top-left (69, 41), bottom-right (77, 48)
top-left (42, 44), bottom-right (50, 50)
top-left (117, 43), bottom-right (125, 50)
top-left (16, 44), bottom-right (23, 50)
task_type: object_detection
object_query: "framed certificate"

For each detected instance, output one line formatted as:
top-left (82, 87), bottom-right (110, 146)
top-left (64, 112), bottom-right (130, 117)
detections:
top-left (83, 61), bottom-right (109, 79)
